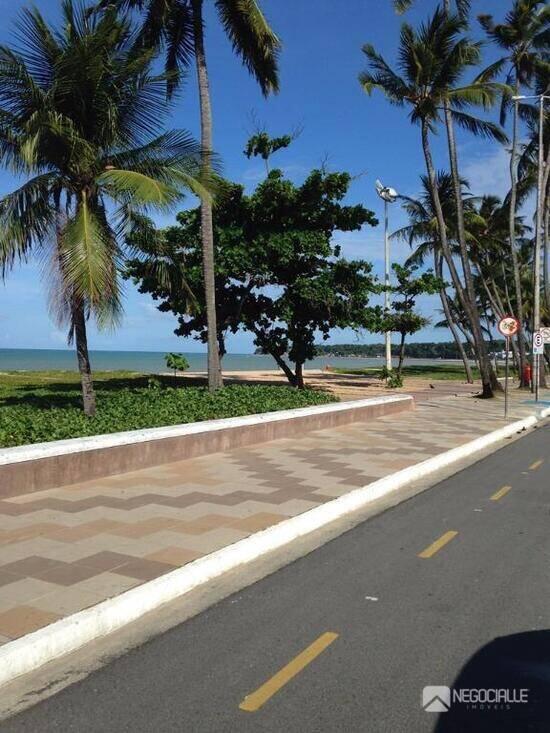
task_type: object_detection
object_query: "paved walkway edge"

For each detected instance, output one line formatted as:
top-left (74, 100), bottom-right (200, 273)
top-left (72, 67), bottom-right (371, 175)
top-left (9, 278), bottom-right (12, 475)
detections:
top-left (1, 405), bottom-right (548, 688)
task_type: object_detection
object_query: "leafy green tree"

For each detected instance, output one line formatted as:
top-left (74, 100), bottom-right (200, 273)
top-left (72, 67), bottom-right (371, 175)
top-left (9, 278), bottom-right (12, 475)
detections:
top-left (96, 0), bottom-right (281, 392)
top-left (0, 2), bottom-right (207, 415)
top-left (128, 168), bottom-right (380, 388)
top-left (479, 0), bottom-right (550, 385)
top-left (165, 352), bottom-right (190, 384)
top-left (359, 7), bottom-right (505, 397)
top-left (244, 131), bottom-right (292, 174)
top-left (380, 264), bottom-right (442, 376)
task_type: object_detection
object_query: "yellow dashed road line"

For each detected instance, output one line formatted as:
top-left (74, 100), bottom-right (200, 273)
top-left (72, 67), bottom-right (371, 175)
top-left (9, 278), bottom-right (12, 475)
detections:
top-left (490, 485), bottom-right (512, 501)
top-left (239, 632), bottom-right (339, 712)
top-left (418, 531), bottom-right (458, 559)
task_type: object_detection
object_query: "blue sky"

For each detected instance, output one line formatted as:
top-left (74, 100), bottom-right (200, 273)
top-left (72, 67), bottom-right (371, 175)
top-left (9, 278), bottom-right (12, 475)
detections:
top-left (0, 0), bottom-right (516, 353)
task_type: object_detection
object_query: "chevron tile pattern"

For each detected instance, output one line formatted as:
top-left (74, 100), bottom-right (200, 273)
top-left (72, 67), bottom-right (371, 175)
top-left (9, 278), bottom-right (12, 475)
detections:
top-left (0, 393), bottom-right (538, 643)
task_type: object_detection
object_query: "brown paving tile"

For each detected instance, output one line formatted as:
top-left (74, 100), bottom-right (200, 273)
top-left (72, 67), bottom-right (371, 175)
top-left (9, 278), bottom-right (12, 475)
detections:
top-left (0, 606), bottom-right (61, 639)
top-left (75, 551), bottom-right (136, 572)
top-left (145, 547), bottom-right (202, 566)
top-left (0, 569), bottom-right (22, 589)
top-left (1, 556), bottom-right (63, 576)
top-left (112, 558), bottom-right (178, 581)
top-left (38, 563), bottom-right (100, 586)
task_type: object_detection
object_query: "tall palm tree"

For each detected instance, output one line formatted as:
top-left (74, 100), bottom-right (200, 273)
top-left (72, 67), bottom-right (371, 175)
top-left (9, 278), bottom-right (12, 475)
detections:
top-left (395, 172), bottom-right (475, 382)
top-left (360, 8), bottom-right (505, 397)
top-left (0, 2), bottom-right (208, 415)
top-left (479, 0), bottom-right (549, 385)
top-left (95, 0), bottom-right (281, 391)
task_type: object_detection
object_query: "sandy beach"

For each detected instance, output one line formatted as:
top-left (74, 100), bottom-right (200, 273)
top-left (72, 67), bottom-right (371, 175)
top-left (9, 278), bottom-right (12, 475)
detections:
top-left (181, 368), bottom-right (481, 401)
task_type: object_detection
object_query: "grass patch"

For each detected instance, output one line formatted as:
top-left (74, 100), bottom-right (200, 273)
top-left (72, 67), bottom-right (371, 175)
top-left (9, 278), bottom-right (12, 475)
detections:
top-left (0, 371), bottom-right (336, 448)
top-left (328, 364), bottom-right (482, 381)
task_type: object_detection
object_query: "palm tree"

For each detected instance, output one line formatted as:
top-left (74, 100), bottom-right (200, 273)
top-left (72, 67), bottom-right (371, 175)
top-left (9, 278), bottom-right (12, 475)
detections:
top-left (395, 172), bottom-right (475, 382)
top-left (0, 2), bottom-right (208, 415)
top-left (394, 0), bottom-right (470, 19)
top-left (479, 0), bottom-right (549, 385)
top-left (95, 0), bottom-right (281, 391)
top-left (360, 8), bottom-right (505, 397)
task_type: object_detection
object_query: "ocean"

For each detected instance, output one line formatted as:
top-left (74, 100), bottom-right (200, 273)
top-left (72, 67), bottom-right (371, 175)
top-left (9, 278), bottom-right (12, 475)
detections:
top-left (0, 348), bottom-right (458, 373)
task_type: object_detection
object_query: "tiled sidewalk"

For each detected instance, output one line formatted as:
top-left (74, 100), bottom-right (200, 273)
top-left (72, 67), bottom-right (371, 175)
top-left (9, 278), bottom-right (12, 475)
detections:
top-left (0, 390), bottom-right (545, 646)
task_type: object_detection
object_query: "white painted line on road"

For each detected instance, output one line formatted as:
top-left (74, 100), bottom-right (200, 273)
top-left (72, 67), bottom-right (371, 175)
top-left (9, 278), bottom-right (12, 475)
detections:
top-left (0, 404), bottom-right (549, 689)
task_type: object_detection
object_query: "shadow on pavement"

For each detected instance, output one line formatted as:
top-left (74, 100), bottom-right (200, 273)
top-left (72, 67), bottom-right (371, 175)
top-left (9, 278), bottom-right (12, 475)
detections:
top-left (434, 631), bottom-right (550, 732)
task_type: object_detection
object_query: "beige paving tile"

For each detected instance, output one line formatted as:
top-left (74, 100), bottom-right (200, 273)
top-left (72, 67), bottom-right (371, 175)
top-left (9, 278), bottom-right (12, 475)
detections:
top-left (32, 587), bottom-right (105, 616)
top-left (71, 572), bottom-right (140, 599)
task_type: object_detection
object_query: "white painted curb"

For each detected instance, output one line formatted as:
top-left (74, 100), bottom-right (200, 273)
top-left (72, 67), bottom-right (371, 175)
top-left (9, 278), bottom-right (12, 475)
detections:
top-left (0, 394), bottom-right (411, 466)
top-left (0, 404), bottom-right (548, 687)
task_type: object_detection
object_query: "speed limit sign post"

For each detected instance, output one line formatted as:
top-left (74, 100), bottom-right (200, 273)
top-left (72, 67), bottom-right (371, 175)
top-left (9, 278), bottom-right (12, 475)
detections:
top-left (533, 331), bottom-right (544, 403)
top-left (498, 316), bottom-right (519, 418)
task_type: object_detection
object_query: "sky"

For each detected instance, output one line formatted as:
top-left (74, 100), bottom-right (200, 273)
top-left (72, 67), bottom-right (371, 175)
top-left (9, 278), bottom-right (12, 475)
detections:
top-left (0, 0), bottom-right (518, 354)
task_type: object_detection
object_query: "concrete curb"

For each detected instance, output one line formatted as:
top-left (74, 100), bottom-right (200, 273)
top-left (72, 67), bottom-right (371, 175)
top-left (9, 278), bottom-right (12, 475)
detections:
top-left (1, 404), bottom-right (549, 688)
top-left (0, 395), bottom-right (410, 465)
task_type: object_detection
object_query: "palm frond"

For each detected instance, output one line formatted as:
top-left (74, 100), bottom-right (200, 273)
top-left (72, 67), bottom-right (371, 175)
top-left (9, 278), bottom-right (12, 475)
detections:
top-left (450, 109), bottom-right (508, 143)
top-left (215, 0), bottom-right (281, 95)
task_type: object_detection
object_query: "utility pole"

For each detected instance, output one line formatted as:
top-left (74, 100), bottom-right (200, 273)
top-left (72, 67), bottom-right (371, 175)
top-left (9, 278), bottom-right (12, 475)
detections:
top-left (375, 180), bottom-right (398, 373)
top-left (513, 93), bottom-right (548, 402)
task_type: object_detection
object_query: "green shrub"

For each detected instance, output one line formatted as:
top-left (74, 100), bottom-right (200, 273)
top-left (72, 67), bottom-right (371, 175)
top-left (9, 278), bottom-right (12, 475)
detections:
top-left (0, 378), bottom-right (336, 448)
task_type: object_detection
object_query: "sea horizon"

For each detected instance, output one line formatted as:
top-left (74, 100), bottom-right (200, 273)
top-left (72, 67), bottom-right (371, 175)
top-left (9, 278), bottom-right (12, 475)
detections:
top-left (0, 347), bottom-right (463, 373)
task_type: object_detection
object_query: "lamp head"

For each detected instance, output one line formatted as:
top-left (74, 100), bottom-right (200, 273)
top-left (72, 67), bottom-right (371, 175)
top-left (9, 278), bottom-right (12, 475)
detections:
top-left (375, 180), bottom-right (398, 203)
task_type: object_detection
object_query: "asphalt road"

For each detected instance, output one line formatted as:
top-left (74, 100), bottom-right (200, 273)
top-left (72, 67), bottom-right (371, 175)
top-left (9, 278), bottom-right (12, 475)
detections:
top-left (3, 423), bottom-right (550, 733)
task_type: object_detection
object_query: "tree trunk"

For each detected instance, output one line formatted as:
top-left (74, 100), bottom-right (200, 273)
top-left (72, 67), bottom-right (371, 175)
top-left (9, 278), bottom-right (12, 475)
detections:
top-left (252, 329), bottom-right (297, 386)
top-left (444, 99), bottom-right (495, 396)
top-left (508, 84), bottom-right (527, 386)
top-left (397, 332), bottom-right (406, 376)
top-left (544, 198), bottom-right (549, 312)
top-left (420, 118), bottom-right (493, 396)
top-left (435, 252), bottom-right (473, 383)
top-left (192, 0), bottom-right (223, 391)
top-left (294, 361), bottom-right (305, 389)
top-left (73, 301), bottom-right (96, 417)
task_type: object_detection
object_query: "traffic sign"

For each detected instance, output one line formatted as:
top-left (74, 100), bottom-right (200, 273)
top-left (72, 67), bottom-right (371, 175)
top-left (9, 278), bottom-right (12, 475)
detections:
top-left (540, 326), bottom-right (550, 344)
top-left (533, 331), bottom-right (544, 355)
top-left (498, 316), bottom-right (519, 338)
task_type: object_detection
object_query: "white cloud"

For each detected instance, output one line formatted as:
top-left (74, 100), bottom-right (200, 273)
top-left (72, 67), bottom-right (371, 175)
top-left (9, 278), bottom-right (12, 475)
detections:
top-left (461, 146), bottom-right (510, 199)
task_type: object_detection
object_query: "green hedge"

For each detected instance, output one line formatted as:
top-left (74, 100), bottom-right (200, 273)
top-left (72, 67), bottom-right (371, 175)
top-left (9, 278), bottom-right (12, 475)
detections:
top-left (0, 380), bottom-right (336, 448)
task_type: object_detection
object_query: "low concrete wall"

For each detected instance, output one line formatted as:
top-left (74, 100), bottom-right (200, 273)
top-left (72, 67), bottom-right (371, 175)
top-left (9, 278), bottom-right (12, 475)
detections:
top-left (0, 395), bottom-right (414, 498)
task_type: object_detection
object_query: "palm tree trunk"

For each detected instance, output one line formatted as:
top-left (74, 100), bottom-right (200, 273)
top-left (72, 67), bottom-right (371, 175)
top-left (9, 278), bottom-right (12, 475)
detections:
top-left (420, 118), bottom-right (493, 396)
top-left (397, 331), bottom-right (406, 376)
top-left (192, 0), bottom-right (223, 391)
top-left (73, 301), bottom-right (96, 417)
top-left (509, 86), bottom-right (527, 386)
top-left (443, 101), bottom-right (497, 395)
top-left (435, 252), bottom-right (473, 383)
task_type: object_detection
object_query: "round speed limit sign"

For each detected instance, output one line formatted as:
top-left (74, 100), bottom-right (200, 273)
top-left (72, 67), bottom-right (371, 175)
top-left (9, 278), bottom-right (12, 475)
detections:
top-left (498, 316), bottom-right (519, 337)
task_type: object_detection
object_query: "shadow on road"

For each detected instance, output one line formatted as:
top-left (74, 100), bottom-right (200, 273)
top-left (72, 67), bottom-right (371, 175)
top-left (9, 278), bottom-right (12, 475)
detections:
top-left (434, 630), bottom-right (550, 732)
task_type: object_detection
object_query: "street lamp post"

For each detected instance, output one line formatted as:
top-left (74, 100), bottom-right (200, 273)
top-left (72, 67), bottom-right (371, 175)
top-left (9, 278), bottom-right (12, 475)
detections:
top-left (375, 180), bottom-right (398, 373)
top-left (512, 93), bottom-right (549, 402)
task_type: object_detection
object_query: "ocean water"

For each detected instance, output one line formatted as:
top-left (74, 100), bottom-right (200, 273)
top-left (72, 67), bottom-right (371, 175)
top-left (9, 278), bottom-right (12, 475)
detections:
top-left (0, 348), bottom-right (458, 373)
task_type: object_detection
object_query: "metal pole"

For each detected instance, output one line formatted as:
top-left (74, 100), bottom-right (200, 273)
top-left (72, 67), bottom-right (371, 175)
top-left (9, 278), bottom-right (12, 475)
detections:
top-left (534, 94), bottom-right (545, 403)
top-left (384, 198), bottom-right (392, 372)
top-left (505, 336), bottom-right (510, 419)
